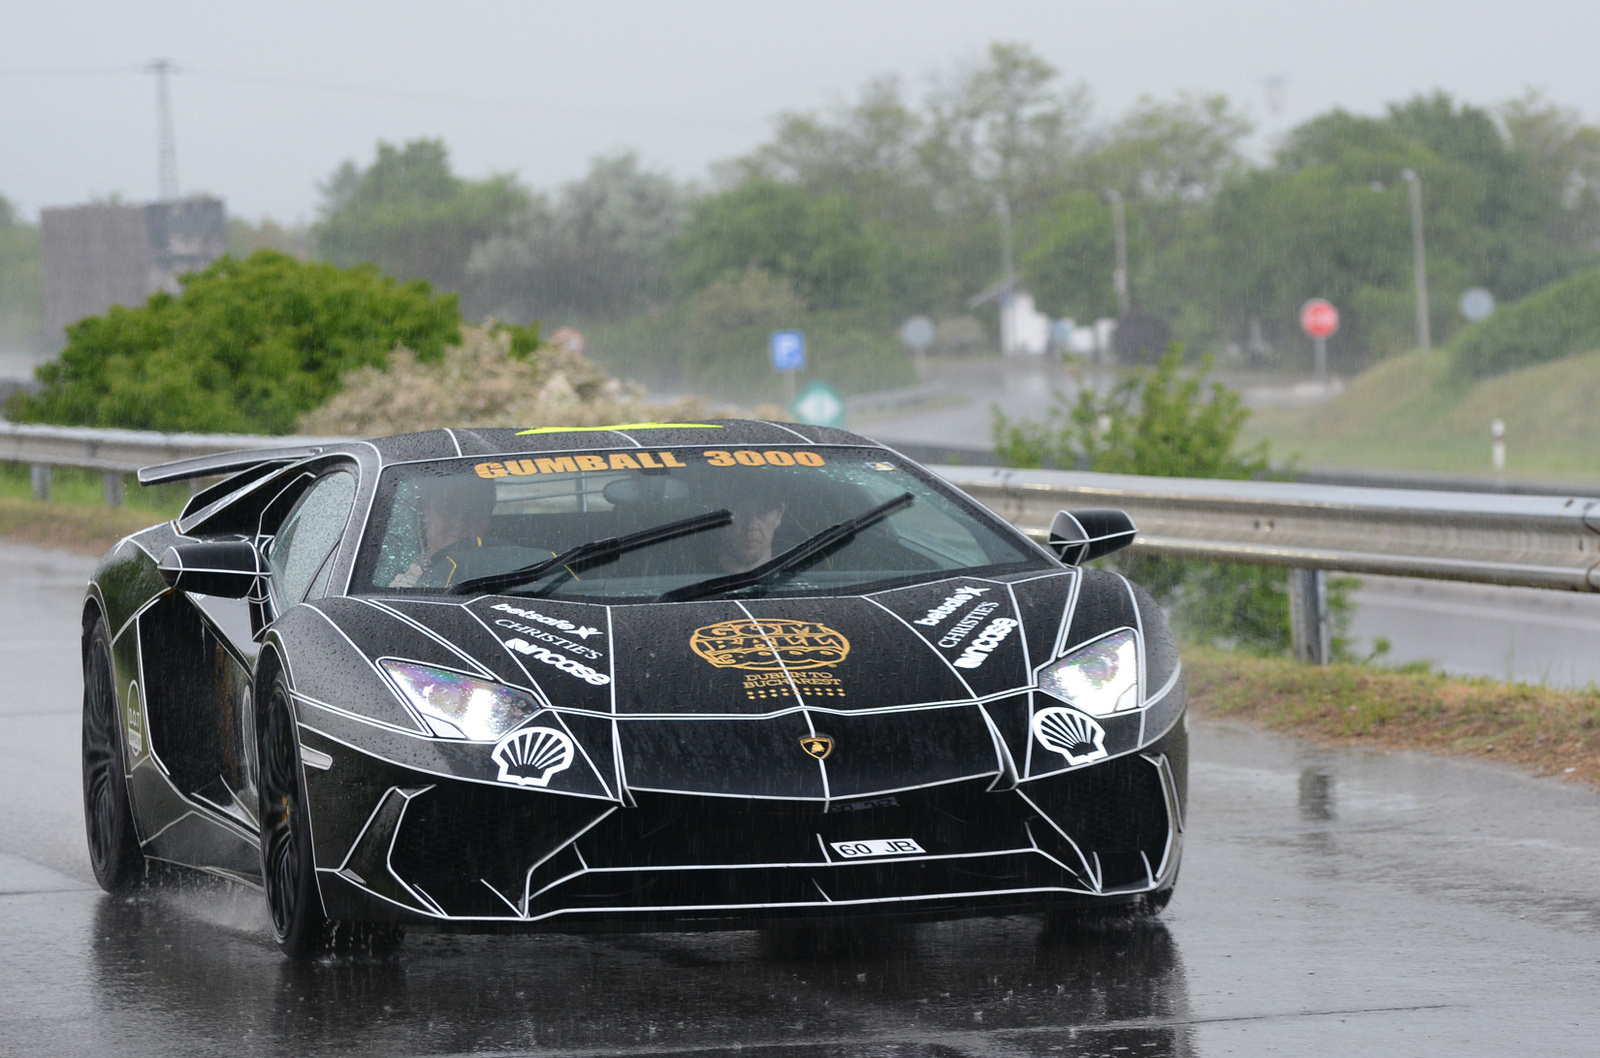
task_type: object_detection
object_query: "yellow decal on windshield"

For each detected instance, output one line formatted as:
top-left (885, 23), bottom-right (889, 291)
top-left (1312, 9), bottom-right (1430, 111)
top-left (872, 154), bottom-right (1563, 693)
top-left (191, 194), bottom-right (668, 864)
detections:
top-left (475, 452), bottom-right (688, 478)
top-left (703, 450), bottom-right (825, 468)
top-left (515, 423), bottom-right (723, 435)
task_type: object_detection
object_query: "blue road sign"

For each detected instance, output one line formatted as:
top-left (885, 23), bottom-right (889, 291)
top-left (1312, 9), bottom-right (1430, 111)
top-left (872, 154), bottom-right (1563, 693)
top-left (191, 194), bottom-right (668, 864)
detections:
top-left (770, 330), bottom-right (805, 372)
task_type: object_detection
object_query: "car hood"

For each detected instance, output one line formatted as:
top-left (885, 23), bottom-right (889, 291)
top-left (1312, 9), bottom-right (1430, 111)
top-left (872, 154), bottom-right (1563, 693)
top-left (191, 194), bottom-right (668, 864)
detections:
top-left (376, 571), bottom-right (1082, 715)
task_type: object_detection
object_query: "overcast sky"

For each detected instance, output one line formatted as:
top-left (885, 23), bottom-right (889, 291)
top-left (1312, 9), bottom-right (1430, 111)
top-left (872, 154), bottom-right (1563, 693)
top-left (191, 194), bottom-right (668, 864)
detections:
top-left (3, 0), bottom-right (1597, 221)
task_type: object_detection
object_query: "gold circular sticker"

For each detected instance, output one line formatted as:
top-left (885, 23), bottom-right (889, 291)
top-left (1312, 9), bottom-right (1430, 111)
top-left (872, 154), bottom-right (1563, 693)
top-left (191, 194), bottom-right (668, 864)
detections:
top-left (689, 619), bottom-right (850, 671)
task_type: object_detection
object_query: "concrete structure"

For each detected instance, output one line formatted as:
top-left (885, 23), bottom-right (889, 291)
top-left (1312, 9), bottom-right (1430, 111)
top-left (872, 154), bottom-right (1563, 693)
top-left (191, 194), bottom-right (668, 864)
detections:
top-left (967, 277), bottom-right (1051, 356)
top-left (40, 197), bottom-right (226, 345)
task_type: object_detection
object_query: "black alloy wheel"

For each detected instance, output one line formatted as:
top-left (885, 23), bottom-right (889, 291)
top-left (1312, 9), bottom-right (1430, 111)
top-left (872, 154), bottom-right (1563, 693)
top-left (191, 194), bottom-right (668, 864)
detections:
top-left (258, 671), bottom-right (403, 958)
top-left (259, 673), bottom-right (328, 958)
top-left (82, 615), bottom-right (143, 891)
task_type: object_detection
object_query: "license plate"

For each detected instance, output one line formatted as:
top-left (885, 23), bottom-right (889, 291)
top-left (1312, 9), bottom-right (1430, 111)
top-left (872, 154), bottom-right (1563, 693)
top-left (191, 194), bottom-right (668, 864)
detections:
top-left (829, 838), bottom-right (925, 859)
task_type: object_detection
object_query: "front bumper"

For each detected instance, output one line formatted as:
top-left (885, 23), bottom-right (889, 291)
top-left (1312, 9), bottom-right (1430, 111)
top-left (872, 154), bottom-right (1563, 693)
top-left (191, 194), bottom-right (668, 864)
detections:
top-left (307, 724), bottom-right (1187, 932)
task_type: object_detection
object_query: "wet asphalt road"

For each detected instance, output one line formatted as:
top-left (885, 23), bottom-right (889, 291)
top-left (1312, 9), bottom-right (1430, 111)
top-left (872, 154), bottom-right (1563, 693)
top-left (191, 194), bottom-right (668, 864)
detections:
top-left (2, 541), bottom-right (1599, 1057)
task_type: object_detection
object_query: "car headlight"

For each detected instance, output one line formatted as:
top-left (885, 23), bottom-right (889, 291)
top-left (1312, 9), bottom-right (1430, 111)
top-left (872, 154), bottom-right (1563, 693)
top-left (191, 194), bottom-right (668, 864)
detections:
top-left (380, 660), bottom-right (539, 741)
top-left (1037, 629), bottom-right (1140, 717)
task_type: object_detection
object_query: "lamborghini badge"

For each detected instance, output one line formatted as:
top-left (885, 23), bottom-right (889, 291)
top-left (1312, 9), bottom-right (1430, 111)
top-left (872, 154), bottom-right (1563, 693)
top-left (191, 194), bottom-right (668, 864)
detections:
top-left (800, 734), bottom-right (834, 760)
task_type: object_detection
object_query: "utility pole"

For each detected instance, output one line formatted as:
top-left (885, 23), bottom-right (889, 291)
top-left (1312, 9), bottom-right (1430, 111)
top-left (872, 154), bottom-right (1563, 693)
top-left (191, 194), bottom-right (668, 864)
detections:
top-left (1108, 190), bottom-right (1130, 316)
top-left (995, 192), bottom-right (1015, 284)
top-left (146, 59), bottom-right (179, 201)
top-left (1401, 169), bottom-right (1430, 354)
top-left (993, 192), bottom-right (1017, 356)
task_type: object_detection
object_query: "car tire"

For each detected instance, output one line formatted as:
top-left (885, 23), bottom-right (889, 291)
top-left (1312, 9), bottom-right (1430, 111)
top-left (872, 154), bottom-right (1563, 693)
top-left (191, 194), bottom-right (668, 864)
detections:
top-left (259, 671), bottom-right (330, 958)
top-left (258, 670), bottom-right (405, 959)
top-left (82, 615), bottom-right (144, 892)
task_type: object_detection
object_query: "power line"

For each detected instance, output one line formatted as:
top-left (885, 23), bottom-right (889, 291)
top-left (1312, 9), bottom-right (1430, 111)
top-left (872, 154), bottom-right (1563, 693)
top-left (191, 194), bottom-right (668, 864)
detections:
top-left (0, 65), bottom-right (141, 76)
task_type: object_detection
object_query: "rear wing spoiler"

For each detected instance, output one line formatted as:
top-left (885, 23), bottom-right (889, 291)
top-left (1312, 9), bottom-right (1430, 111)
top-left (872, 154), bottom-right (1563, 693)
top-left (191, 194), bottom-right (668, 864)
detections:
top-left (136, 445), bottom-right (331, 486)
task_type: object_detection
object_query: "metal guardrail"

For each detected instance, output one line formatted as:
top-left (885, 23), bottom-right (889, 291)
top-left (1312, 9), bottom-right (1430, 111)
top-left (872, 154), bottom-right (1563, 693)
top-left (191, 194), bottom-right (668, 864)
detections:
top-left (6, 422), bottom-right (1598, 662)
top-left (931, 465), bottom-right (1600, 593)
top-left (0, 422), bottom-right (343, 504)
top-left (930, 465), bottom-right (1600, 665)
top-left (845, 382), bottom-right (953, 420)
top-left (0, 422), bottom-right (339, 473)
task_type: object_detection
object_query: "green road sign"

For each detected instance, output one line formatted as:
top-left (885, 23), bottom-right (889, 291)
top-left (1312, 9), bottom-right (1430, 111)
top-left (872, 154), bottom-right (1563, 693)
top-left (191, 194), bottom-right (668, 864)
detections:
top-left (791, 381), bottom-right (846, 428)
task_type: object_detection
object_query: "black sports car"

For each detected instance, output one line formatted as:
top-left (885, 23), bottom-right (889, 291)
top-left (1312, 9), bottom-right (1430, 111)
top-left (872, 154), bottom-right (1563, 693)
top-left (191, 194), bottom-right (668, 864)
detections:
top-left (80, 420), bottom-right (1186, 957)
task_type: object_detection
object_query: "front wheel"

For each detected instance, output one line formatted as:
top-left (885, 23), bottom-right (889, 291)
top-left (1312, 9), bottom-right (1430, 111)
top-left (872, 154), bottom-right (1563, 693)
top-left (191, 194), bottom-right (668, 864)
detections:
top-left (258, 670), bottom-right (403, 958)
top-left (259, 672), bottom-right (328, 958)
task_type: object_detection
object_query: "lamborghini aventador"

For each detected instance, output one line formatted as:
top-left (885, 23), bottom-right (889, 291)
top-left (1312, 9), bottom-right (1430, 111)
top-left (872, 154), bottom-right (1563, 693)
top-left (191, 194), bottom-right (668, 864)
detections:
top-left (79, 420), bottom-right (1185, 957)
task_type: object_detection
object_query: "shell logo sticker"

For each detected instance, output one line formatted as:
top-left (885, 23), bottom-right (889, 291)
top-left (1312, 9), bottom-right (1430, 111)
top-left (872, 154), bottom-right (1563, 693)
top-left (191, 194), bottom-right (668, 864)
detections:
top-left (799, 734), bottom-right (834, 760)
top-left (1032, 706), bottom-right (1108, 767)
top-left (690, 619), bottom-right (850, 701)
top-left (492, 726), bottom-right (575, 787)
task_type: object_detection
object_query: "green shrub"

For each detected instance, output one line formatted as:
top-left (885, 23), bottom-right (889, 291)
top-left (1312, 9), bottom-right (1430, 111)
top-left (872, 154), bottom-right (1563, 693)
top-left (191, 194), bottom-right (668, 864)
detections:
top-left (994, 351), bottom-right (1351, 655)
top-left (1451, 267), bottom-right (1600, 380)
top-left (9, 250), bottom-right (460, 434)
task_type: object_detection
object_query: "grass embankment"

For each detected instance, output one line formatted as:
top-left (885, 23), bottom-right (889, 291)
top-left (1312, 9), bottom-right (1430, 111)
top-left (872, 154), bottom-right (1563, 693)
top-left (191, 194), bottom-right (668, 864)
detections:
top-left (1186, 646), bottom-right (1600, 787)
top-left (1242, 348), bottom-right (1600, 483)
top-left (0, 464), bottom-right (184, 556)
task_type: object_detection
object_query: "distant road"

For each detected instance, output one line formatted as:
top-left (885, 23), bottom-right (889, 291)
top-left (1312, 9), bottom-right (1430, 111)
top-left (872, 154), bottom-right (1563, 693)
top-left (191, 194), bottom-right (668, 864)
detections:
top-left (1346, 575), bottom-right (1600, 688)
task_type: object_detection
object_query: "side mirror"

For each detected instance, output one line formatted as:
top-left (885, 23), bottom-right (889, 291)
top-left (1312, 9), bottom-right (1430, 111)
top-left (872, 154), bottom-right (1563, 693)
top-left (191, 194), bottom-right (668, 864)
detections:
top-left (1048, 509), bottom-right (1137, 565)
top-left (158, 541), bottom-right (261, 598)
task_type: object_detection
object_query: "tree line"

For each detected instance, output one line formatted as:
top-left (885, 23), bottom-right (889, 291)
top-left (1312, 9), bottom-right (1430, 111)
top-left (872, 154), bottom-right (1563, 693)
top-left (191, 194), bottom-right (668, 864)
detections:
top-left (5, 41), bottom-right (1600, 386)
top-left (303, 44), bottom-right (1600, 380)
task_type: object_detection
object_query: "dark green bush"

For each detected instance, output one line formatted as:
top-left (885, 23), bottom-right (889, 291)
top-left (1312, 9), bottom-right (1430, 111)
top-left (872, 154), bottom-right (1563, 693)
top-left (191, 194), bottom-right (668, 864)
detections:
top-left (9, 250), bottom-right (460, 434)
top-left (994, 351), bottom-right (1351, 655)
top-left (1451, 267), bottom-right (1600, 380)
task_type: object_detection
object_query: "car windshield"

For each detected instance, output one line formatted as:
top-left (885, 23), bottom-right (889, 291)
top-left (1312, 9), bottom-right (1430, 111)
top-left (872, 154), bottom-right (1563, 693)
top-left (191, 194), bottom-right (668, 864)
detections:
top-left (351, 445), bottom-right (1047, 602)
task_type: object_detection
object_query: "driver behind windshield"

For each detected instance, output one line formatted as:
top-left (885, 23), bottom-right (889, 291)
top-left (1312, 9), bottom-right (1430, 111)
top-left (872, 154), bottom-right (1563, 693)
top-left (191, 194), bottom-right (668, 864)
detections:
top-left (713, 480), bottom-right (786, 574)
top-left (387, 474), bottom-right (505, 589)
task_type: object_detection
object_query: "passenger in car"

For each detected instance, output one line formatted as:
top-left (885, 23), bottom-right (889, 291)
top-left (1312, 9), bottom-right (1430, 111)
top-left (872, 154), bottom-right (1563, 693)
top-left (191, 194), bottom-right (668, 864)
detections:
top-left (387, 475), bottom-right (500, 589)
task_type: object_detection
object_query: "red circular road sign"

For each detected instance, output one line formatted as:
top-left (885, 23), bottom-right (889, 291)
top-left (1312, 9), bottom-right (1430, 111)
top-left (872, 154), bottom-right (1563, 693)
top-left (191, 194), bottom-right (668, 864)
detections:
top-left (1300, 298), bottom-right (1340, 339)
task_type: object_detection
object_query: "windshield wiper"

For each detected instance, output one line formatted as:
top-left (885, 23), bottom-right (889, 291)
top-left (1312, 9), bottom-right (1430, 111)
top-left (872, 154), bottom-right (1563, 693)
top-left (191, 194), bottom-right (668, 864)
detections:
top-left (660, 492), bottom-right (914, 604)
top-left (451, 509), bottom-right (732, 596)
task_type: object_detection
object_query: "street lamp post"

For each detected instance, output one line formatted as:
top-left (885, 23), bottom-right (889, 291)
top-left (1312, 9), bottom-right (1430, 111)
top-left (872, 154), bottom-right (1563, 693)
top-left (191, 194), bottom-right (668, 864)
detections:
top-left (1108, 190), bottom-right (1130, 316)
top-left (995, 192), bottom-right (1015, 285)
top-left (1401, 169), bottom-right (1431, 354)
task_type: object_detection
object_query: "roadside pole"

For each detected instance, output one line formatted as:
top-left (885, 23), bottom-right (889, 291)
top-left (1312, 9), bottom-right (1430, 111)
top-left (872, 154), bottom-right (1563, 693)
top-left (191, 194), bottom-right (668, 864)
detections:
top-left (770, 330), bottom-right (804, 404)
top-left (1300, 298), bottom-right (1339, 389)
top-left (1288, 569), bottom-right (1332, 665)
